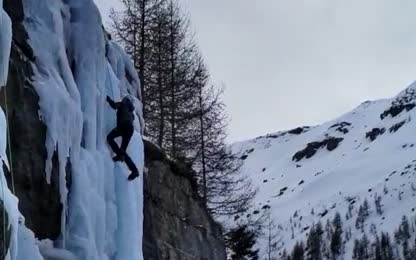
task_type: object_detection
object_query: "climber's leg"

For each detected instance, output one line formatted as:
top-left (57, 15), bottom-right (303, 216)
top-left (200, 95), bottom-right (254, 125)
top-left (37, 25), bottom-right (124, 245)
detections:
top-left (107, 128), bottom-right (123, 160)
top-left (120, 125), bottom-right (134, 153)
top-left (110, 125), bottom-right (138, 180)
top-left (124, 154), bottom-right (139, 181)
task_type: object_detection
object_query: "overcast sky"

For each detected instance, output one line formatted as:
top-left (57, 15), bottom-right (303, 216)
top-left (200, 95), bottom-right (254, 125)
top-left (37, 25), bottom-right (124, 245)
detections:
top-left (94, 0), bottom-right (416, 142)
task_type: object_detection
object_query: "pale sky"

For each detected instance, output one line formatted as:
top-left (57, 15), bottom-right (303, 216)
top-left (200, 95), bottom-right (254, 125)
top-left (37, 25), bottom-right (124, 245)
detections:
top-left (95, 0), bottom-right (416, 142)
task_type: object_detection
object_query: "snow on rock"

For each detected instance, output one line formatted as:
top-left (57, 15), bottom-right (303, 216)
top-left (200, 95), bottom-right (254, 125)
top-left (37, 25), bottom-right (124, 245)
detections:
top-left (233, 81), bottom-right (416, 258)
top-left (8, 0), bottom-right (145, 259)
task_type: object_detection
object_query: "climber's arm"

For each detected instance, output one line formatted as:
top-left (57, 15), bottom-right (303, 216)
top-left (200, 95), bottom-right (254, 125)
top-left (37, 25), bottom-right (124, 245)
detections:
top-left (106, 96), bottom-right (120, 110)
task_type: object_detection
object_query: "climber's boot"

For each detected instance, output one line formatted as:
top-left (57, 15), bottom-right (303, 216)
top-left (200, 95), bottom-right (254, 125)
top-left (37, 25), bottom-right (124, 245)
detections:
top-left (128, 171), bottom-right (139, 181)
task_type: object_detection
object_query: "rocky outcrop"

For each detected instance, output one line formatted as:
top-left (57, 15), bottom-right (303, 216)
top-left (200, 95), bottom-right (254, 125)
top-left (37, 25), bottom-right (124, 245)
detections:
top-left (329, 121), bottom-right (351, 134)
top-left (143, 140), bottom-right (227, 260)
top-left (292, 137), bottom-right (344, 162)
top-left (380, 87), bottom-right (416, 119)
top-left (389, 120), bottom-right (407, 133)
top-left (2, 0), bottom-right (62, 240)
top-left (288, 126), bottom-right (310, 135)
top-left (366, 127), bottom-right (385, 141)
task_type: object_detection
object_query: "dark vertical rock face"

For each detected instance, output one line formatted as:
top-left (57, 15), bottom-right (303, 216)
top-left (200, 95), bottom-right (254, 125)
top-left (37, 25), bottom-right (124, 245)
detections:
top-left (143, 141), bottom-right (227, 260)
top-left (2, 0), bottom-right (62, 240)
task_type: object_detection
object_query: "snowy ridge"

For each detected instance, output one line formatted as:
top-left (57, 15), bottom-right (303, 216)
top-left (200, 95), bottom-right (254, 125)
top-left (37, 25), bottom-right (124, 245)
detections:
top-left (0, 0), bottom-right (144, 259)
top-left (233, 81), bottom-right (416, 258)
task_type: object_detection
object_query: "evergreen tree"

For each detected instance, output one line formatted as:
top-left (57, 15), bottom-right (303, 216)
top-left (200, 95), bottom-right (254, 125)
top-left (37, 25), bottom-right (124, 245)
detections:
top-left (307, 222), bottom-right (323, 260)
top-left (352, 239), bottom-right (362, 260)
top-left (361, 234), bottom-right (370, 259)
top-left (330, 212), bottom-right (343, 258)
top-left (374, 194), bottom-right (383, 215)
top-left (291, 241), bottom-right (305, 260)
top-left (401, 215), bottom-right (411, 241)
top-left (323, 220), bottom-right (331, 259)
top-left (345, 227), bottom-right (352, 242)
top-left (373, 235), bottom-right (382, 260)
top-left (356, 199), bottom-right (370, 232)
top-left (225, 224), bottom-right (259, 260)
top-left (281, 249), bottom-right (289, 260)
top-left (347, 203), bottom-right (354, 220)
top-left (380, 232), bottom-right (394, 260)
top-left (395, 215), bottom-right (411, 245)
top-left (370, 223), bottom-right (378, 237)
top-left (410, 237), bottom-right (416, 260)
top-left (352, 234), bottom-right (370, 260)
top-left (393, 216), bottom-right (412, 260)
top-left (403, 240), bottom-right (411, 260)
top-left (363, 199), bottom-right (370, 217)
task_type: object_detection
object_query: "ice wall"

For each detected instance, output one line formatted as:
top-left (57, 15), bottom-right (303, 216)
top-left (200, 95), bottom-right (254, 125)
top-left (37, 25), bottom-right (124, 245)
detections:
top-left (0, 0), bottom-right (12, 86)
top-left (18, 0), bottom-right (145, 259)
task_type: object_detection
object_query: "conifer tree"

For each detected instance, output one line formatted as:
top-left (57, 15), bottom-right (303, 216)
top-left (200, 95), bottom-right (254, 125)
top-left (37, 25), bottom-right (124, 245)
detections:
top-left (291, 241), bottom-right (305, 260)
top-left (330, 212), bottom-right (343, 258)
top-left (225, 224), bottom-right (259, 260)
top-left (307, 222), bottom-right (323, 260)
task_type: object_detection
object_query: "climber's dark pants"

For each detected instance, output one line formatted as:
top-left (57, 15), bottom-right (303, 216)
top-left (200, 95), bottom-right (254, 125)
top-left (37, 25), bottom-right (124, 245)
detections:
top-left (107, 124), bottom-right (138, 173)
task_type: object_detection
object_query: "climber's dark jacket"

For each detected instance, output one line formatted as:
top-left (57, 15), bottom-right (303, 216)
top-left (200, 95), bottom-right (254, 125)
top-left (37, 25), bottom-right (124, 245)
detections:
top-left (106, 96), bottom-right (135, 128)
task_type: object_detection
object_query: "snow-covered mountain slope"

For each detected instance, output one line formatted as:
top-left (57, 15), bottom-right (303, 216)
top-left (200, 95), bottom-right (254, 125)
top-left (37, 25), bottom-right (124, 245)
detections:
top-left (233, 83), bottom-right (416, 258)
top-left (0, 0), bottom-right (144, 259)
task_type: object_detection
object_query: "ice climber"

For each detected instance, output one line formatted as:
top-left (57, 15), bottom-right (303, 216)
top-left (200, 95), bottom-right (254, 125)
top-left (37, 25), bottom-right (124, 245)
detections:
top-left (106, 95), bottom-right (140, 181)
